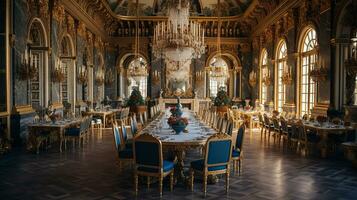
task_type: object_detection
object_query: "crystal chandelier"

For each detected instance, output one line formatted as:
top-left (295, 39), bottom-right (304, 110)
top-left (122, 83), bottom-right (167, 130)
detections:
top-left (152, 0), bottom-right (205, 63)
top-left (129, 58), bottom-right (148, 83)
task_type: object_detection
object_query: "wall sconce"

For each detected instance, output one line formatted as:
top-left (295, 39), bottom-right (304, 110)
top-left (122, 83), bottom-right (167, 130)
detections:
top-left (78, 65), bottom-right (88, 84)
top-left (20, 47), bottom-right (38, 80)
top-left (281, 65), bottom-right (292, 85)
top-left (52, 57), bottom-right (65, 82)
top-left (105, 68), bottom-right (114, 85)
top-left (95, 67), bottom-right (104, 85)
top-left (195, 70), bottom-right (204, 82)
top-left (249, 70), bottom-right (257, 87)
top-left (309, 55), bottom-right (328, 83)
top-left (152, 70), bottom-right (161, 84)
top-left (262, 67), bottom-right (271, 86)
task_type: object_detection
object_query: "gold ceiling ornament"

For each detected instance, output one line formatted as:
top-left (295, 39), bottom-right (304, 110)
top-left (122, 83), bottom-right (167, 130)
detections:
top-left (77, 21), bottom-right (86, 38)
top-left (53, 0), bottom-right (66, 24)
top-left (152, 0), bottom-right (205, 63)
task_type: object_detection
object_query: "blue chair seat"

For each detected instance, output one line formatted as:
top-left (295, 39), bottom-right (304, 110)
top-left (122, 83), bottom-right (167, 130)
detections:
top-left (137, 160), bottom-right (174, 173)
top-left (232, 149), bottom-right (240, 158)
top-left (65, 128), bottom-right (81, 136)
top-left (190, 159), bottom-right (227, 171)
top-left (118, 148), bottom-right (133, 159)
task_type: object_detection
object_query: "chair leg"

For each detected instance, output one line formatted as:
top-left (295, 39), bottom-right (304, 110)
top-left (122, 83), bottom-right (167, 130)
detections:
top-left (232, 160), bottom-right (236, 174)
top-left (203, 174), bottom-right (207, 196)
top-left (170, 172), bottom-right (174, 192)
top-left (239, 160), bottom-right (242, 175)
top-left (159, 176), bottom-right (163, 197)
top-left (190, 169), bottom-right (194, 191)
top-left (134, 174), bottom-right (138, 195)
top-left (225, 172), bottom-right (230, 193)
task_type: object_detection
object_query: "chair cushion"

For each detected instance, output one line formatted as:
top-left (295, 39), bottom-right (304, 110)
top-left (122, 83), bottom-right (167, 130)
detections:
top-left (232, 149), bottom-right (240, 158)
top-left (137, 160), bottom-right (174, 173)
top-left (65, 128), bottom-right (81, 136)
top-left (118, 149), bottom-right (133, 159)
top-left (190, 159), bottom-right (227, 171)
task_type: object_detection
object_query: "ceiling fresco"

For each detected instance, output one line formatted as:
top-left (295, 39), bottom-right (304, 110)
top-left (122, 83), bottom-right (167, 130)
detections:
top-left (105, 0), bottom-right (253, 17)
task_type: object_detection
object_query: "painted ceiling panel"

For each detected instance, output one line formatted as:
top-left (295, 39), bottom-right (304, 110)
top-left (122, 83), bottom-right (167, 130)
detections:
top-left (105, 0), bottom-right (252, 16)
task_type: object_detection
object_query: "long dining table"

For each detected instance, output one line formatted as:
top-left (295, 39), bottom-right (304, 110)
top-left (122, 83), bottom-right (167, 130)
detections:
top-left (140, 109), bottom-right (218, 182)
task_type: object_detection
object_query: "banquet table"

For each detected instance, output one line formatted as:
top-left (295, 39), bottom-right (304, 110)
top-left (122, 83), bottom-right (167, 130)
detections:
top-left (234, 109), bottom-right (260, 134)
top-left (140, 109), bottom-right (218, 182)
top-left (28, 118), bottom-right (83, 154)
top-left (85, 110), bottom-right (114, 128)
top-left (303, 121), bottom-right (354, 158)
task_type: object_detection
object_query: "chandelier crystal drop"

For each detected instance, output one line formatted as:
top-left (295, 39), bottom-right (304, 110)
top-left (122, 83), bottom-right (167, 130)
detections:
top-left (152, 0), bottom-right (205, 63)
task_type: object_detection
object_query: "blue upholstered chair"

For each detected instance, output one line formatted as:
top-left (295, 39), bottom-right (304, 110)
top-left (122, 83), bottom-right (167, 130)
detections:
top-left (189, 133), bottom-right (232, 196)
top-left (64, 117), bottom-right (92, 149)
top-left (133, 133), bottom-right (174, 197)
top-left (231, 125), bottom-right (245, 174)
top-left (130, 114), bottom-right (139, 136)
top-left (112, 122), bottom-right (133, 171)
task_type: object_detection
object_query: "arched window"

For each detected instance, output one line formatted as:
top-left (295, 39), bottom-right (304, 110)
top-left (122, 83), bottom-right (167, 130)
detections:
top-left (128, 57), bottom-right (148, 97)
top-left (260, 49), bottom-right (268, 104)
top-left (209, 56), bottom-right (228, 97)
top-left (276, 41), bottom-right (287, 112)
top-left (300, 28), bottom-right (318, 116)
top-left (28, 20), bottom-right (47, 109)
top-left (355, 76), bottom-right (357, 105)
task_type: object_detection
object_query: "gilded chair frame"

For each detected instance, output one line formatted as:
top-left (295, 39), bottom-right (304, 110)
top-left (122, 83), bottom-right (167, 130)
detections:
top-left (133, 133), bottom-right (174, 197)
top-left (189, 133), bottom-right (232, 196)
top-left (232, 125), bottom-right (245, 174)
top-left (112, 122), bottom-right (133, 171)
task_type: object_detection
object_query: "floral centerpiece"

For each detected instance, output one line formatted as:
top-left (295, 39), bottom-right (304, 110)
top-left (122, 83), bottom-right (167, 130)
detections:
top-left (126, 87), bottom-right (147, 113)
top-left (167, 116), bottom-right (189, 134)
top-left (213, 87), bottom-right (231, 113)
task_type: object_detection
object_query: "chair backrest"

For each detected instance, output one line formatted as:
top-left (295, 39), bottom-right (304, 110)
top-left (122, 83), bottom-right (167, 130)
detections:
top-left (258, 113), bottom-right (264, 124)
top-left (121, 124), bottom-right (128, 142)
top-left (302, 114), bottom-right (308, 121)
top-left (263, 114), bottom-right (270, 126)
top-left (112, 123), bottom-right (122, 151)
top-left (205, 133), bottom-right (232, 169)
top-left (131, 114), bottom-right (138, 135)
top-left (280, 117), bottom-right (288, 132)
top-left (225, 120), bottom-right (233, 135)
top-left (220, 119), bottom-right (228, 133)
top-left (133, 133), bottom-right (163, 173)
top-left (80, 117), bottom-right (91, 133)
top-left (235, 125), bottom-right (245, 151)
top-left (272, 117), bottom-right (280, 130)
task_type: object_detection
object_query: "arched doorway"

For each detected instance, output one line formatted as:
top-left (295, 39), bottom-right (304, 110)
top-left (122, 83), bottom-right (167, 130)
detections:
top-left (27, 18), bottom-right (48, 109)
top-left (59, 34), bottom-right (75, 111)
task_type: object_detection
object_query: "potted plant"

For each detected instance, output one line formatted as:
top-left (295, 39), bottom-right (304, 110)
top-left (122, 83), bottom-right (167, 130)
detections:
top-left (213, 87), bottom-right (231, 113)
top-left (126, 87), bottom-right (147, 113)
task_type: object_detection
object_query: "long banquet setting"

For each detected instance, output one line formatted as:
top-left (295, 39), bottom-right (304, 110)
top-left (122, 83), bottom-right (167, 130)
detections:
top-left (1, 0), bottom-right (357, 199)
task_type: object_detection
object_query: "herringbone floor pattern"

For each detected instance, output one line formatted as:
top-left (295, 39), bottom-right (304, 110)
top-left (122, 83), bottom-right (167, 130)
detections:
top-left (0, 129), bottom-right (356, 200)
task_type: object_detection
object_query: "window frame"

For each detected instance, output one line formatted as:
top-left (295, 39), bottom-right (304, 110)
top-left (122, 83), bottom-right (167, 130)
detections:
top-left (275, 40), bottom-right (287, 113)
top-left (260, 49), bottom-right (268, 105)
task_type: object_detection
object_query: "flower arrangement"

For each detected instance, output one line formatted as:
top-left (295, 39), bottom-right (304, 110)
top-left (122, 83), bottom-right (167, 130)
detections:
top-left (167, 116), bottom-right (189, 127)
top-left (213, 87), bottom-right (231, 106)
top-left (126, 87), bottom-right (145, 107)
top-left (170, 106), bottom-right (183, 117)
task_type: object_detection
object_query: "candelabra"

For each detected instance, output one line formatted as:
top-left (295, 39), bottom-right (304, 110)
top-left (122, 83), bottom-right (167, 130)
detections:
top-left (152, 70), bottom-right (161, 84)
top-left (262, 68), bottom-right (271, 86)
top-left (281, 65), bottom-right (292, 85)
top-left (309, 57), bottom-right (328, 83)
top-left (249, 70), bottom-right (257, 87)
top-left (20, 48), bottom-right (38, 80)
top-left (195, 70), bottom-right (204, 82)
top-left (52, 57), bottom-right (65, 82)
top-left (78, 65), bottom-right (88, 84)
top-left (105, 68), bottom-right (114, 86)
top-left (95, 67), bottom-right (104, 85)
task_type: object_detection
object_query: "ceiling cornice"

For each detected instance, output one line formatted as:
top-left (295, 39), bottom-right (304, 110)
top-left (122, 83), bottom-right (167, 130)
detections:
top-left (250, 0), bottom-right (301, 37)
top-left (63, 0), bottom-right (109, 40)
